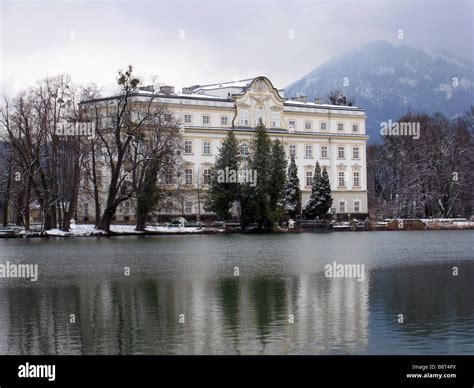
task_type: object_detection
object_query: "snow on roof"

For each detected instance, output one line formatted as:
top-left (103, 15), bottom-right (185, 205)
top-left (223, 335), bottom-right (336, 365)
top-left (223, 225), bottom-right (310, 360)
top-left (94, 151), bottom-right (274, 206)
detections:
top-left (135, 88), bottom-right (362, 109)
top-left (176, 93), bottom-right (230, 100)
top-left (284, 100), bottom-right (362, 110)
top-left (134, 90), bottom-right (231, 100)
top-left (192, 78), bottom-right (256, 91)
top-left (81, 77), bottom-right (363, 110)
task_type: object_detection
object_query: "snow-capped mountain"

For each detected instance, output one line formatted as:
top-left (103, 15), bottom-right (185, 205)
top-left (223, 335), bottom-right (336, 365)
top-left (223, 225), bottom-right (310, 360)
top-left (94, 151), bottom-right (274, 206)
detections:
top-left (285, 40), bottom-right (474, 142)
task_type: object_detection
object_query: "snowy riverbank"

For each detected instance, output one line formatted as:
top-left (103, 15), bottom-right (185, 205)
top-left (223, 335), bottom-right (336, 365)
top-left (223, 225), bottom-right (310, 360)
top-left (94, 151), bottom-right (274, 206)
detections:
top-left (1, 218), bottom-right (473, 238)
top-left (47, 224), bottom-right (225, 237)
top-left (15, 224), bottom-right (225, 237)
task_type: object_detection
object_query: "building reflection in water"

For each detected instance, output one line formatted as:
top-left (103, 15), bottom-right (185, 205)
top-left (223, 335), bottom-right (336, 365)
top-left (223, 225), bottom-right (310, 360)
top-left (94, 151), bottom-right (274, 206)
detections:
top-left (1, 233), bottom-right (473, 354)
top-left (0, 270), bottom-right (370, 355)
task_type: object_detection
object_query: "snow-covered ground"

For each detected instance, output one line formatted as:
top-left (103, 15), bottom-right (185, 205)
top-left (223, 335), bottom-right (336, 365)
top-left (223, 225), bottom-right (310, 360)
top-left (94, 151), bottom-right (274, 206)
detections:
top-left (333, 222), bottom-right (351, 228)
top-left (421, 219), bottom-right (474, 229)
top-left (9, 219), bottom-right (474, 238)
top-left (420, 218), bottom-right (471, 223)
top-left (44, 224), bottom-right (221, 237)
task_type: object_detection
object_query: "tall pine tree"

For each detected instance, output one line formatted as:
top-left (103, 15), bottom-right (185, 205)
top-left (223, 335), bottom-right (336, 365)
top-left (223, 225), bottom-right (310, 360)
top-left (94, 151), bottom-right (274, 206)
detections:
top-left (303, 162), bottom-right (323, 219)
top-left (241, 121), bottom-right (272, 230)
top-left (268, 139), bottom-right (287, 223)
top-left (320, 166), bottom-right (333, 216)
top-left (303, 162), bottom-right (333, 219)
top-left (208, 130), bottom-right (240, 219)
top-left (284, 155), bottom-right (301, 219)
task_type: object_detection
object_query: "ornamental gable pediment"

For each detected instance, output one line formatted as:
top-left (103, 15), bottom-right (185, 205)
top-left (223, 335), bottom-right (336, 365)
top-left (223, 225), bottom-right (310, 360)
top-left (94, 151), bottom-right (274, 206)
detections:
top-left (234, 77), bottom-right (285, 127)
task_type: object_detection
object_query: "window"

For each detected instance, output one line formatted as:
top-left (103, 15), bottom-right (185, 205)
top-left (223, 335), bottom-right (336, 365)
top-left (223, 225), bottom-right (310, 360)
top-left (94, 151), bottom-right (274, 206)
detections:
top-left (320, 122), bottom-right (328, 131)
top-left (337, 122), bottom-right (344, 131)
top-left (338, 146), bottom-right (345, 159)
top-left (255, 108), bottom-right (264, 125)
top-left (164, 113), bottom-right (172, 122)
top-left (305, 145), bottom-right (313, 158)
top-left (354, 201), bottom-right (360, 212)
top-left (305, 121), bottom-right (312, 131)
top-left (184, 140), bottom-right (193, 154)
top-left (203, 169), bottom-right (211, 185)
top-left (102, 115), bottom-right (113, 129)
top-left (321, 145), bottom-right (328, 158)
top-left (184, 114), bottom-right (192, 124)
top-left (202, 140), bottom-right (211, 155)
top-left (241, 142), bottom-right (249, 156)
top-left (220, 116), bottom-right (229, 126)
top-left (352, 123), bottom-right (359, 132)
top-left (240, 110), bottom-right (249, 126)
top-left (271, 112), bottom-right (280, 128)
top-left (185, 168), bottom-right (193, 185)
top-left (306, 171), bottom-right (313, 187)
top-left (339, 201), bottom-right (346, 213)
top-left (338, 171), bottom-right (345, 187)
top-left (288, 120), bottom-right (296, 130)
top-left (96, 168), bottom-right (102, 188)
top-left (83, 203), bottom-right (89, 217)
top-left (202, 115), bottom-right (210, 125)
top-left (164, 202), bottom-right (173, 214)
top-left (289, 144), bottom-right (297, 158)
top-left (185, 201), bottom-right (193, 214)
top-left (352, 147), bottom-right (360, 159)
top-left (124, 201), bottom-right (130, 215)
top-left (353, 171), bottom-right (360, 187)
top-left (164, 170), bottom-right (173, 184)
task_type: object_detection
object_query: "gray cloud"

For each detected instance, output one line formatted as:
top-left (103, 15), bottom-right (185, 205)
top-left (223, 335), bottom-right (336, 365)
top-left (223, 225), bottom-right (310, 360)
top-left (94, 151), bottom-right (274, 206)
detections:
top-left (1, 0), bottom-right (472, 96)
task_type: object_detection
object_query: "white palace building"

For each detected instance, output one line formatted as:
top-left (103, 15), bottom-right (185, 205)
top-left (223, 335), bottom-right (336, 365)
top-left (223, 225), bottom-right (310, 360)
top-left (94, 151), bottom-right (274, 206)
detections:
top-left (82, 76), bottom-right (368, 222)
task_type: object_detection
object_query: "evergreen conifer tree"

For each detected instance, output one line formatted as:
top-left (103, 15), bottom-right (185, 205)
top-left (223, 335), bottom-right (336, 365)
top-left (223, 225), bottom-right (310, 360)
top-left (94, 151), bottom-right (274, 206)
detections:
top-left (303, 162), bottom-right (323, 219)
top-left (303, 162), bottom-right (334, 219)
top-left (284, 155), bottom-right (301, 219)
top-left (320, 166), bottom-right (333, 216)
top-left (268, 139), bottom-right (287, 223)
top-left (208, 130), bottom-right (240, 219)
top-left (241, 121), bottom-right (272, 230)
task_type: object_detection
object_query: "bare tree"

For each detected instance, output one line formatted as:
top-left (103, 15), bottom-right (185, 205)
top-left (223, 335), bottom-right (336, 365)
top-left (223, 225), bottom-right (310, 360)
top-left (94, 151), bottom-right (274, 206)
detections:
top-left (1, 75), bottom-right (91, 232)
top-left (82, 65), bottom-right (180, 233)
top-left (77, 85), bottom-right (103, 227)
top-left (367, 110), bottom-right (474, 219)
top-left (327, 90), bottom-right (355, 106)
top-left (129, 108), bottom-right (180, 231)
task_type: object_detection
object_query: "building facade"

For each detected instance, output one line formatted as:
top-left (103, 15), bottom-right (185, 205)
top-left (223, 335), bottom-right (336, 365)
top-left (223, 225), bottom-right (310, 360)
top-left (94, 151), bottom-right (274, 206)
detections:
top-left (81, 76), bottom-right (368, 222)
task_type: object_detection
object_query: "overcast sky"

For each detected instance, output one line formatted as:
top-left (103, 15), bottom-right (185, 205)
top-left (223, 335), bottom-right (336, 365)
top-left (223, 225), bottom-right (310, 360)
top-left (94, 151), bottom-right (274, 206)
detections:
top-left (1, 0), bottom-right (473, 97)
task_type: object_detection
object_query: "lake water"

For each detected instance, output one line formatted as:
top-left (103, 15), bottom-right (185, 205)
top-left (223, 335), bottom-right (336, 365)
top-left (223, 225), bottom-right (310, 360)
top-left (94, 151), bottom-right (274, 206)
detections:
top-left (0, 231), bottom-right (472, 355)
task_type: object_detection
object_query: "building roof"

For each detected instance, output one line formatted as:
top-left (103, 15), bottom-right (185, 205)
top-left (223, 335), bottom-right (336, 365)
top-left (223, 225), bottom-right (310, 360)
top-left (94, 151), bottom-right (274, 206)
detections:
top-left (284, 100), bottom-right (362, 110)
top-left (80, 75), bottom-right (364, 111)
top-left (191, 78), bottom-right (256, 92)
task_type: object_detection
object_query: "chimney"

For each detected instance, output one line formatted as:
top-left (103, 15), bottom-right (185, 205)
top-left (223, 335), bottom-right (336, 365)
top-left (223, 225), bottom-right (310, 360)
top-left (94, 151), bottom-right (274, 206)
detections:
top-left (159, 85), bottom-right (175, 94)
top-left (291, 96), bottom-right (307, 103)
top-left (139, 85), bottom-right (154, 92)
